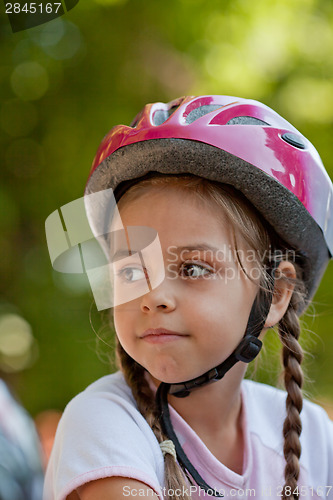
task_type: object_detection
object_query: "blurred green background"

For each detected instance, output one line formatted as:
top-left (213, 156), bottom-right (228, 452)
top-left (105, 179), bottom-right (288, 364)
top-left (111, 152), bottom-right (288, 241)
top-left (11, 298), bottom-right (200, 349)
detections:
top-left (0, 0), bottom-right (332, 418)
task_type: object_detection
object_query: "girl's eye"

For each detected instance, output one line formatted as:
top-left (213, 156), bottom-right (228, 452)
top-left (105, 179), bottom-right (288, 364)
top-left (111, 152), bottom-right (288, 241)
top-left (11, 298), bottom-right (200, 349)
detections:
top-left (117, 267), bottom-right (146, 283)
top-left (180, 262), bottom-right (213, 278)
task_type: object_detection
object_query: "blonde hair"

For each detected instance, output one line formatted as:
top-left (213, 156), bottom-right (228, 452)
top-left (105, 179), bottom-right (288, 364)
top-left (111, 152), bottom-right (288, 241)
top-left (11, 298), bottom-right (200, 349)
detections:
top-left (113, 174), bottom-right (306, 500)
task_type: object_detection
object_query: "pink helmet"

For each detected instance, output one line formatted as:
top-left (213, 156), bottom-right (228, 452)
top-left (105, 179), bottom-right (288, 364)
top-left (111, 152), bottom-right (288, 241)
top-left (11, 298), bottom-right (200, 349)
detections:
top-left (85, 95), bottom-right (333, 304)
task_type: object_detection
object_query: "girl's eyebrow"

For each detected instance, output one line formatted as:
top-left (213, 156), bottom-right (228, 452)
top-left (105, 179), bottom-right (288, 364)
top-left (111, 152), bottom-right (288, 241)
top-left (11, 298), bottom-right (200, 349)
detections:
top-left (172, 244), bottom-right (221, 253)
top-left (111, 248), bottom-right (134, 261)
top-left (111, 244), bottom-right (221, 261)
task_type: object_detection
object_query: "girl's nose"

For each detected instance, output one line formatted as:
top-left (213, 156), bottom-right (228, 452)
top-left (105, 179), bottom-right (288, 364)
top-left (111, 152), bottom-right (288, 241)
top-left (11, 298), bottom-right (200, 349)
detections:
top-left (140, 281), bottom-right (176, 313)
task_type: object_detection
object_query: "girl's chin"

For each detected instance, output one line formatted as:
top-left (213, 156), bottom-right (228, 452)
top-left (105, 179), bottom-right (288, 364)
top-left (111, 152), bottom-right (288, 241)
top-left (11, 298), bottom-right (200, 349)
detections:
top-left (147, 369), bottom-right (211, 388)
top-left (148, 372), bottom-right (189, 388)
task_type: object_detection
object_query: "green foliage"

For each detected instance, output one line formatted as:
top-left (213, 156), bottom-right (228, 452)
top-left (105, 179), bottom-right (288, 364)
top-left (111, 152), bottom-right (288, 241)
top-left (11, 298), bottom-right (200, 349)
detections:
top-left (0, 0), bottom-right (332, 414)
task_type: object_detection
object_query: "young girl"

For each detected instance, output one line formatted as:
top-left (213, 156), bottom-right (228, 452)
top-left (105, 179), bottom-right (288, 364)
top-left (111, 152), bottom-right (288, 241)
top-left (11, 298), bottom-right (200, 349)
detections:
top-left (44, 95), bottom-right (333, 500)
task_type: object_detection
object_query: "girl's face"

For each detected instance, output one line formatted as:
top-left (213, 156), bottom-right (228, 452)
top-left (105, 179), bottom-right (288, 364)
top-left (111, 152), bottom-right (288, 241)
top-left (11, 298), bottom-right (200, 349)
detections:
top-left (113, 187), bottom-right (260, 384)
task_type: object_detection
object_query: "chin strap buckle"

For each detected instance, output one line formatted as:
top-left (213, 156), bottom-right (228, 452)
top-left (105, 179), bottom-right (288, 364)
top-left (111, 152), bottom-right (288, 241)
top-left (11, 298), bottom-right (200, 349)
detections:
top-left (234, 335), bottom-right (262, 363)
top-left (169, 367), bottom-right (220, 398)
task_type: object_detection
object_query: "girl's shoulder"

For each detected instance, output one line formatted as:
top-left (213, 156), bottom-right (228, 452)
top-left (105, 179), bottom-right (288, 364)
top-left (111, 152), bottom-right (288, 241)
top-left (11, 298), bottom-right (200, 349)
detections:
top-left (242, 379), bottom-right (333, 478)
top-left (53, 370), bottom-right (163, 468)
top-left (61, 371), bottom-right (145, 427)
top-left (242, 378), bottom-right (332, 428)
top-left (79, 370), bottom-right (134, 400)
top-left (44, 372), bottom-right (165, 500)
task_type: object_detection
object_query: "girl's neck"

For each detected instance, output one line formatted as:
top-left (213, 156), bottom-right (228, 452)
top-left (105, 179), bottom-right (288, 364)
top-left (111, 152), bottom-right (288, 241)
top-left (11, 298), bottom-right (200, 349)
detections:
top-left (151, 363), bottom-right (247, 475)
top-left (167, 363), bottom-right (246, 433)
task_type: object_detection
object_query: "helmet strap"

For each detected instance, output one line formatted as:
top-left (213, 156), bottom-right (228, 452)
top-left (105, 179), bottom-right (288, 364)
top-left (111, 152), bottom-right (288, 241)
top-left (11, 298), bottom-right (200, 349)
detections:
top-left (156, 381), bottom-right (224, 497)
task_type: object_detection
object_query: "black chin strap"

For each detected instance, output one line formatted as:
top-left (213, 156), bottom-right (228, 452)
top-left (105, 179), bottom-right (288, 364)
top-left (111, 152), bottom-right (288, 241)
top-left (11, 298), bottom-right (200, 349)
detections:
top-left (156, 267), bottom-right (276, 497)
top-left (156, 382), bottom-right (224, 497)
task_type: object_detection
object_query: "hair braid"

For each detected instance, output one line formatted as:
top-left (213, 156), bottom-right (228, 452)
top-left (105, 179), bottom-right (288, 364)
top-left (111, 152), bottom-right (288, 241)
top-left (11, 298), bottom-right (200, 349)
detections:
top-left (278, 293), bottom-right (304, 500)
top-left (116, 340), bottom-right (192, 500)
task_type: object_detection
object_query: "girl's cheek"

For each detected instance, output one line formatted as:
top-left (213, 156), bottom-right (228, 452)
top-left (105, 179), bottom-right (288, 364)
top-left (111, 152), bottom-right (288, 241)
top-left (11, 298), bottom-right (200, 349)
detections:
top-left (113, 310), bottom-right (122, 332)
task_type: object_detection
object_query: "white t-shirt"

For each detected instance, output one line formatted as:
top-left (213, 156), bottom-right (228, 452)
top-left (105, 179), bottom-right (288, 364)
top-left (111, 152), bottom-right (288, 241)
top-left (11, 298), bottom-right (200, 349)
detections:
top-left (44, 372), bottom-right (333, 500)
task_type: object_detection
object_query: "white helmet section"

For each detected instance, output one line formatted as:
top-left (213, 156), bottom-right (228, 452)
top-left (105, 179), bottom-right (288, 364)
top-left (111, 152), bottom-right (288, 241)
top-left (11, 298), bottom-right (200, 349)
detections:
top-left (45, 188), bottom-right (165, 310)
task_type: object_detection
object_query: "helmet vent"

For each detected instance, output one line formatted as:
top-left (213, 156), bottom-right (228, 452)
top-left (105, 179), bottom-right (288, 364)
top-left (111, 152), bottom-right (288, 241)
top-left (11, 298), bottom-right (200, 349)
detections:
top-left (185, 104), bottom-right (222, 124)
top-left (227, 116), bottom-right (269, 125)
top-left (281, 132), bottom-right (306, 149)
top-left (153, 105), bottom-right (180, 126)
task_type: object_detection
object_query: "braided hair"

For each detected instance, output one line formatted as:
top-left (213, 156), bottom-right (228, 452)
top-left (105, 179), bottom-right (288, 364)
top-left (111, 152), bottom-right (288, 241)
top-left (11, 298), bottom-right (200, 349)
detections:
top-left (278, 285), bottom-right (306, 499)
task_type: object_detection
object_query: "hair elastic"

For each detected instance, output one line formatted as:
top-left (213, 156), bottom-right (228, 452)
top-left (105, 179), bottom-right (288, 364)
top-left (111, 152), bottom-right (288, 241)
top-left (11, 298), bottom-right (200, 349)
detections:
top-left (159, 440), bottom-right (177, 460)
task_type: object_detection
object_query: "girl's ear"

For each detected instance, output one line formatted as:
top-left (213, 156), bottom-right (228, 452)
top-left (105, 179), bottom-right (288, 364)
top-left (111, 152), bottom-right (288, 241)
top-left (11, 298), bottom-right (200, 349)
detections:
top-left (264, 261), bottom-right (296, 328)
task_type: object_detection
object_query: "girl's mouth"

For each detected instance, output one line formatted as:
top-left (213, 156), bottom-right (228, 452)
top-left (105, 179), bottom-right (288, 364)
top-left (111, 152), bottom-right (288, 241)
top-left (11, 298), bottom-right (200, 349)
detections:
top-left (140, 328), bottom-right (187, 344)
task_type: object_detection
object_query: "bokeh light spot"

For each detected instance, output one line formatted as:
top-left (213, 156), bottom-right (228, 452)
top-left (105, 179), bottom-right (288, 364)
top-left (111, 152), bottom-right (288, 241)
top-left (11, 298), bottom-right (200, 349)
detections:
top-left (41, 21), bottom-right (82, 60)
top-left (10, 62), bottom-right (49, 101)
top-left (29, 17), bottom-right (66, 48)
top-left (277, 78), bottom-right (333, 124)
top-left (0, 314), bottom-right (37, 373)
